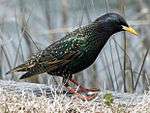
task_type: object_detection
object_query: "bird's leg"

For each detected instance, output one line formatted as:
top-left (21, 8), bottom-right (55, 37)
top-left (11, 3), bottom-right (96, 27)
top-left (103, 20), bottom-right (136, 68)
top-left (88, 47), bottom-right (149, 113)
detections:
top-left (64, 82), bottom-right (78, 94)
top-left (64, 82), bottom-right (97, 101)
top-left (69, 79), bottom-right (99, 93)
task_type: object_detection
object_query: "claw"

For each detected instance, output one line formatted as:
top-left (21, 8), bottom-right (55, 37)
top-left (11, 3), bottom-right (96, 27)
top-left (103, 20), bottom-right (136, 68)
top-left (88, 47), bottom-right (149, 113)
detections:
top-left (76, 93), bottom-right (98, 101)
top-left (64, 79), bottom-right (99, 101)
top-left (69, 79), bottom-right (99, 93)
top-left (66, 86), bottom-right (98, 101)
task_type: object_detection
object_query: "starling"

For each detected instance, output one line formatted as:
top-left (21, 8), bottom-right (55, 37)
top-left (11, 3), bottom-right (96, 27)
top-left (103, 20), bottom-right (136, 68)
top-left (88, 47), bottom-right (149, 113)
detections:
top-left (7, 13), bottom-right (138, 100)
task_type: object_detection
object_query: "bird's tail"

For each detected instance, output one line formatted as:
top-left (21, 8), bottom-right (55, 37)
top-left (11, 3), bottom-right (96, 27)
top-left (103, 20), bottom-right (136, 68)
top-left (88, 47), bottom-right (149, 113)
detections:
top-left (6, 65), bottom-right (36, 79)
top-left (6, 63), bottom-right (29, 75)
top-left (19, 71), bottom-right (35, 79)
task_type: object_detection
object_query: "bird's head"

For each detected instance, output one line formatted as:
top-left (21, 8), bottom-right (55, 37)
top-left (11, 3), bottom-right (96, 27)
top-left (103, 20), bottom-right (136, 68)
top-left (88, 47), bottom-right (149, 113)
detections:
top-left (95, 13), bottom-right (138, 36)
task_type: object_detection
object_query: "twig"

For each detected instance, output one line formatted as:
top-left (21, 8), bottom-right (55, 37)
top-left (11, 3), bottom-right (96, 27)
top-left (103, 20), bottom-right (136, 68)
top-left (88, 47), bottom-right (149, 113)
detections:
top-left (134, 48), bottom-right (149, 91)
top-left (103, 50), bottom-right (115, 90)
top-left (109, 40), bottom-right (119, 90)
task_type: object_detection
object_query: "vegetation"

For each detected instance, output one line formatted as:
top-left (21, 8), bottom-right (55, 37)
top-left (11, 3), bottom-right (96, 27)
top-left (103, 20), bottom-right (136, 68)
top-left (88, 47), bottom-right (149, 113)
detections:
top-left (0, 79), bottom-right (148, 113)
top-left (0, 0), bottom-right (149, 112)
top-left (0, 87), bottom-right (149, 113)
top-left (1, 0), bottom-right (149, 93)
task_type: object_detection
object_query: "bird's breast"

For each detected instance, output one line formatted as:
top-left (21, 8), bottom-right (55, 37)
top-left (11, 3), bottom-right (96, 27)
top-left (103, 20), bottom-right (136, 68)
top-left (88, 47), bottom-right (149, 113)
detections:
top-left (68, 47), bottom-right (101, 74)
top-left (67, 36), bottom-right (109, 74)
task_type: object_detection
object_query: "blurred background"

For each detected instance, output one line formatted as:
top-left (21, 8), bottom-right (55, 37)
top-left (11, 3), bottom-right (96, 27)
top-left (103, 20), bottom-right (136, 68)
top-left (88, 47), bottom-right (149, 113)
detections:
top-left (0, 0), bottom-right (150, 93)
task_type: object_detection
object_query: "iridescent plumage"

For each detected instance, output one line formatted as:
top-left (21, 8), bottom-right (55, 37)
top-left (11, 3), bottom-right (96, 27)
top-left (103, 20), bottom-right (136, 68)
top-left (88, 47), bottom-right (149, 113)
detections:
top-left (6, 13), bottom-right (139, 100)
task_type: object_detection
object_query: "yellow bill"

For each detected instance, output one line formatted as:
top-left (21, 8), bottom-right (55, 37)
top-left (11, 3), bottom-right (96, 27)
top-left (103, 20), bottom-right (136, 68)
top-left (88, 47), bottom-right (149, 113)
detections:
top-left (122, 25), bottom-right (139, 36)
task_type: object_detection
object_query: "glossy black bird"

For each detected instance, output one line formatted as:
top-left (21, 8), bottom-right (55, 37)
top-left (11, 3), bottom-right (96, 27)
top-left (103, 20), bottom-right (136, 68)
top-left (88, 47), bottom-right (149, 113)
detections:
top-left (7, 13), bottom-right (138, 100)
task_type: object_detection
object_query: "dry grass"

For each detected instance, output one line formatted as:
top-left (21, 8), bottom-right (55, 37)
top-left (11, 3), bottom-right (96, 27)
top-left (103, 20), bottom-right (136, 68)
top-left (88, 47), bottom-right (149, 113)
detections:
top-left (0, 87), bottom-right (150, 113)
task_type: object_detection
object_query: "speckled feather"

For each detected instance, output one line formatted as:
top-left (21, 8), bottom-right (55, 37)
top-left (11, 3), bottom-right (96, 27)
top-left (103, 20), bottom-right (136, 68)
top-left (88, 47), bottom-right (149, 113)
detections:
top-left (7, 13), bottom-right (129, 83)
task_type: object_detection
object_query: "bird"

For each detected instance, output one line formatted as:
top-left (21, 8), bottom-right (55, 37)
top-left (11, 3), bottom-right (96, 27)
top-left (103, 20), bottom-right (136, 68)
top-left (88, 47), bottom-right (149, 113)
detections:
top-left (6, 13), bottom-right (138, 100)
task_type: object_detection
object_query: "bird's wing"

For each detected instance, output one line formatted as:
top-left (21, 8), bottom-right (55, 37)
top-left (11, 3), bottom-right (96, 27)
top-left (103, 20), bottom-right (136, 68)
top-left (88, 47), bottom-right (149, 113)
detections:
top-left (36, 50), bottom-right (81, 72)
top-left (35, 37), bottom-right (85, 72)
top-left (6, 36), bottom-right (85, 74)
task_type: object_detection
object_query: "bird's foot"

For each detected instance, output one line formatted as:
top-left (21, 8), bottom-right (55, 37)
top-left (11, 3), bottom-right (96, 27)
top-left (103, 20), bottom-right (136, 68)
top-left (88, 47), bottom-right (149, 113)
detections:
top-left (76, 92), bottom-right (98, 101)
top-left (66, 86), bottom-right (98, 101)
top-left (68, 86), bottom-right (99, 93)
top-left (69, 79), bottom-right (99, 93)
top-left (78, 86), bottom-right (99, 93)
top-left (64, 79), bottom-right (99, 101)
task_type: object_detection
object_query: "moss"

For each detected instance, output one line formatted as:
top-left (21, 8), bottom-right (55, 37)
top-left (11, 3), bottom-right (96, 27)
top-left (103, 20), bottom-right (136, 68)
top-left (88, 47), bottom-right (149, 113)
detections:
top-left (103, 93), bottom-right (114, 106)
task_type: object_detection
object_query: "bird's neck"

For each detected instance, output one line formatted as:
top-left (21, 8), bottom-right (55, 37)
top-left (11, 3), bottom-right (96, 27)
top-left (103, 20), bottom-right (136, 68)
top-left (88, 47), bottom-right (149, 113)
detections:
top-left (85, 23), bottom-right (111, 50)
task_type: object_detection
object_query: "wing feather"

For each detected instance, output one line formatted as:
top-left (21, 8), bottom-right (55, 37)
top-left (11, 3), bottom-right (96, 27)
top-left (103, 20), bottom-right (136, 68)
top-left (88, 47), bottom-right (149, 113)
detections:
top-left (6, 35), bottom-right (84, 75)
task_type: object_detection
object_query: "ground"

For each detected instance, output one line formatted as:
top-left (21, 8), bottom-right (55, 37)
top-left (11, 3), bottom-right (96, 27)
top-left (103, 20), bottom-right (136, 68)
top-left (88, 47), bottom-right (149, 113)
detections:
top-left (0, 80), bottom-right (150, 113)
